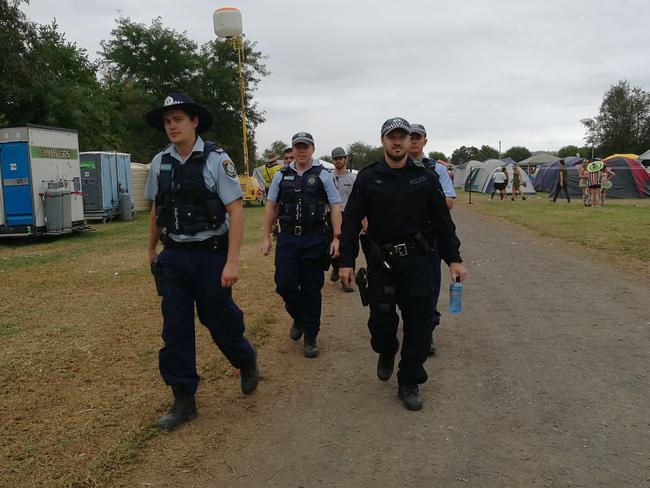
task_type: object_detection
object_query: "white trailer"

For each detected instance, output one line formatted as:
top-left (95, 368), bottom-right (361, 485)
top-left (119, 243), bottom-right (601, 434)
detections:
top-left (0, 125), bottom-right (86, 237)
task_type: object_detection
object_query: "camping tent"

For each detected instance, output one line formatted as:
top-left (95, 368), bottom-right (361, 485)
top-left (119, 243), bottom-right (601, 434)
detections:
top-left (637, 149), bottom-right (650, 169)
top-left (534, 156), bottom-right (650, 198)
top-left (604, 153), bottom-right (639, 161)
top-left (518, 152), bottom-right (559, 167)
top-left (601, 156), bottom-right (650, 198)
top-left (533, 157), bottom-right (583, 194)
top-left (453, 160), bottom-right (482, 188)
top-left (464, 159), bottom-right (535, 194)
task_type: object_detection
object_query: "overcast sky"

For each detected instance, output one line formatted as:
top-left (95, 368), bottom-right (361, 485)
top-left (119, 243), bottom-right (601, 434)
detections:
top-left (23, 0), bottom-right (650, 159)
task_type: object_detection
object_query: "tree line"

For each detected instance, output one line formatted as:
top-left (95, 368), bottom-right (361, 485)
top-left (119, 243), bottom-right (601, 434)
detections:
top-left (0, 0), bottom-right (268, 170)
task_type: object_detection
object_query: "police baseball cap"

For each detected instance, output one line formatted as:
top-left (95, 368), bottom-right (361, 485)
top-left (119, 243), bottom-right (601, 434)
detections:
top-left (381, 117), bottom-right (411, 137)
top-left (331, 147), bottom-right (348, 158)
top-left (292, 132), bottom-right (315, 146)
top-left (145, 93), bottom-right (213, 134)
top-left (410, 123), bottom-right (427, 137)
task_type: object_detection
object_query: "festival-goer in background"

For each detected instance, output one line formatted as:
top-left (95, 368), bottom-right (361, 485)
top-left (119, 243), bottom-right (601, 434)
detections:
top-left (600, 162), bottom-right (616, 206)
top-left (578, 160), bottom-right (590, 207)
top-left (490, 168), bottom-right (507, 200)
top-left (330, 146), bottom-right (356, 292)
top-left (586, 160), bottom-right (605, 207)
top-left (510, 164), bottom-right (526, 201)
top-left (550, 159), bottom-right (571, 203)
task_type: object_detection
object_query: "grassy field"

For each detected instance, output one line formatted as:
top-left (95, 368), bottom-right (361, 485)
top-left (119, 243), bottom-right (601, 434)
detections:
top-left (456, 190), bottom-right (650, 272)
top-left (0, 207), bottom-right (282, 488)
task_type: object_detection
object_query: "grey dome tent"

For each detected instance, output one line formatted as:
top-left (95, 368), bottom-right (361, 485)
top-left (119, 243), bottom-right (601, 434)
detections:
top-left (465, 159), bottom-right (535, 194)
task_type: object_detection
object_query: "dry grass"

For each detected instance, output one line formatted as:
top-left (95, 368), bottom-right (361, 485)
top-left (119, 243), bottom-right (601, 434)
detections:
top-left (0, 207), bottom-right (281, 487)
top-left (456, 191), bottom-right (650, 274)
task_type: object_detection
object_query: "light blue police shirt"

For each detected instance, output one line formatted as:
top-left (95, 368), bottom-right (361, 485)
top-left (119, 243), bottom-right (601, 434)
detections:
top-left (144, 136), bottom-right (243, 241)
top-left (423, 157), bottom-right (456, 198)
top-left (266, 159), bottom-right (342, 204)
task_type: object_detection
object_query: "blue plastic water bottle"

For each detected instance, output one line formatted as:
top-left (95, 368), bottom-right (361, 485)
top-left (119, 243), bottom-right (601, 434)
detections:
top-left (448, 277), bottom-right (463, 315)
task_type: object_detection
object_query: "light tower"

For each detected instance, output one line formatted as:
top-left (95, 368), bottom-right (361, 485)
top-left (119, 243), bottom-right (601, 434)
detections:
top-left (213, 7), bottom-right (249, 176)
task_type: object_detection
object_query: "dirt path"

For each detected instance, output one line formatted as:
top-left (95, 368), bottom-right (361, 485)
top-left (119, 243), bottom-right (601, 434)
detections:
top-left (114, 205), bottom-right (650, 488)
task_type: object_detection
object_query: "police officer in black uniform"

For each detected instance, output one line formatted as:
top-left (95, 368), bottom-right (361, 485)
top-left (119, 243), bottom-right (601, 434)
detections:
top-left (145, 93), bottom-right (259, 432)
top-left (261, 132), bottom-right (342, 358)
top-left (339, 117), bottom-right (466, 411)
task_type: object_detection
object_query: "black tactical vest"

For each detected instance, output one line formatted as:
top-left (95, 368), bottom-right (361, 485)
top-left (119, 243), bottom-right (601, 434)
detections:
top-left (155, 142), bottom-right (227, 235)
top-left (277, 164), bottom-right (328, 227)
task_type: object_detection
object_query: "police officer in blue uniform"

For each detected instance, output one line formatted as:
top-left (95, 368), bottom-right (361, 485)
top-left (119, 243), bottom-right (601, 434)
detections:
top-left (261, 132), bottom-right (342, 358)
top-left (339, 117), bottom-right (466, 411)
top-left (409, 123), bottom-right (457, 356)
top-left (145, 93), bottom-right (259, 432)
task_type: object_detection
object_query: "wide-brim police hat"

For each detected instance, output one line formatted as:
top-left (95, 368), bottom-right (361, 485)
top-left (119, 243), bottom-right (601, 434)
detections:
top-left (145, 93), bottom-right (213, 134)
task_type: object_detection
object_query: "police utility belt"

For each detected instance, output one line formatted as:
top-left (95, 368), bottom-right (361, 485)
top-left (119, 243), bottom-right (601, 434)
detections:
top-left (361, 232), bottom-right (434, 272)
top-left (279, 223), bottom-right (326, 236)
top-left (381, 240), bottom-right (429, 259)
top-left (161, 233), bottom-right (228, 252)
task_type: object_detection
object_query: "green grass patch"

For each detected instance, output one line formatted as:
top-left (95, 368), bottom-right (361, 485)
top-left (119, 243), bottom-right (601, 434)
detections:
top-left (0, 322), bottom-right (19, 337)
top-left (458, 191), bottom-right (650, 263)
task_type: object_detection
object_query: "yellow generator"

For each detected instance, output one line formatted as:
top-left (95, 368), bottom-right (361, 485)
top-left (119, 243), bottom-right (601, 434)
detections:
top-left (239, 175), bottom-right (264, 206)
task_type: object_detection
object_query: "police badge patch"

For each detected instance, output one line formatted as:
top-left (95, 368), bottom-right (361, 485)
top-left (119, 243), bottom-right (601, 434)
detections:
top-left (306, 175), bottom-right (318, 186)
top-left (223, 160), bottom-right (237, 178)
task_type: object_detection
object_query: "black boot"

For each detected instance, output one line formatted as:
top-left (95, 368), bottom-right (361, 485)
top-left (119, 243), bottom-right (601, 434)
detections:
top-left (397, 384), bottom-right (423, 411)
top-left (154, 386), bottom-right (197, 432)
top-left (240, 355), bottom-right (260, 395)
top-left (377, 352), bottom-right (396, 381)
top-left (289, 320), bottom-right (303, 341)
top-left (303, 337), bottom-right (319, 358)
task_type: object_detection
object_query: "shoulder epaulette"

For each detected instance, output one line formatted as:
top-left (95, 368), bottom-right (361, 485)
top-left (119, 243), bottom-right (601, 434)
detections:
top-left (202, 140), bottom-right (224, 156)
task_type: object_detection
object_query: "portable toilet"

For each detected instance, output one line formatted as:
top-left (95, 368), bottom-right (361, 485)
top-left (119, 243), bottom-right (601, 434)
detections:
top-left (130, 162), bottom-right (152, 213)
top-left (79, 151), bottom-right (133, 222)
top-left (0, 125), bottom-right (86, 238)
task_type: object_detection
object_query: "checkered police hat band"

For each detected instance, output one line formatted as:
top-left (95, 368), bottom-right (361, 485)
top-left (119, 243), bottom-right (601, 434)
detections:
top-left (382, 119), bottom-right (410, 136)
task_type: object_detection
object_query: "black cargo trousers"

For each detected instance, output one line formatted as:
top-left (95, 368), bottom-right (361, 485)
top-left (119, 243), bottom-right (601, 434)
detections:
top-left (366, 250), bottom-right (438, 387)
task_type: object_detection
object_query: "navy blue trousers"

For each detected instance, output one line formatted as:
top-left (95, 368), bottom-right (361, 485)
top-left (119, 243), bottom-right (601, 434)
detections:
top-left (367, 252), bottom-right (439, 386)
top-left (157, 248), bottom-right (256, 394)
top-left (274, 232), bottom-right (328, 341)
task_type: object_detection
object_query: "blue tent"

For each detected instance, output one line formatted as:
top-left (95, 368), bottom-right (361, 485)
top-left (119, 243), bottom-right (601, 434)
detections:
top-left (533, 157), bottom-right (583, 194)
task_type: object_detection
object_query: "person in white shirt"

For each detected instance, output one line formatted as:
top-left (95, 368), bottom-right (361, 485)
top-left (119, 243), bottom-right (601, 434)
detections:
top-left (490, 168), bottom-right (508, 200)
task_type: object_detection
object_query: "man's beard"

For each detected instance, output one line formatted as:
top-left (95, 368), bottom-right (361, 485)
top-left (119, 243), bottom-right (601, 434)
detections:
top-left (386, 147), bottom-right (406, 162)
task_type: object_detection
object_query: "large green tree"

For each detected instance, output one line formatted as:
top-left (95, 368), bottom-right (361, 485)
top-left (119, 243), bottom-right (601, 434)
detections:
top-left (0, 0), bottom-right (117, 150)
top-left (99, 17), bottom-right (268, 168)
top-left (0, 0), bottom-right (33, 126)
top-left (450, 145), bottom-right (479, 164)
top-left (346, 141), bottom-right (384, 170)
top-left (503, 146), bottom-right (531, 162)
top-left (582, 80), bottom-right (650, 155)
top-left (557, 145), bottom-right (593, 158)
top-left (476, 144), bottom-right (500, 161)
top-left (428, 151), bottom-right (448, 162)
